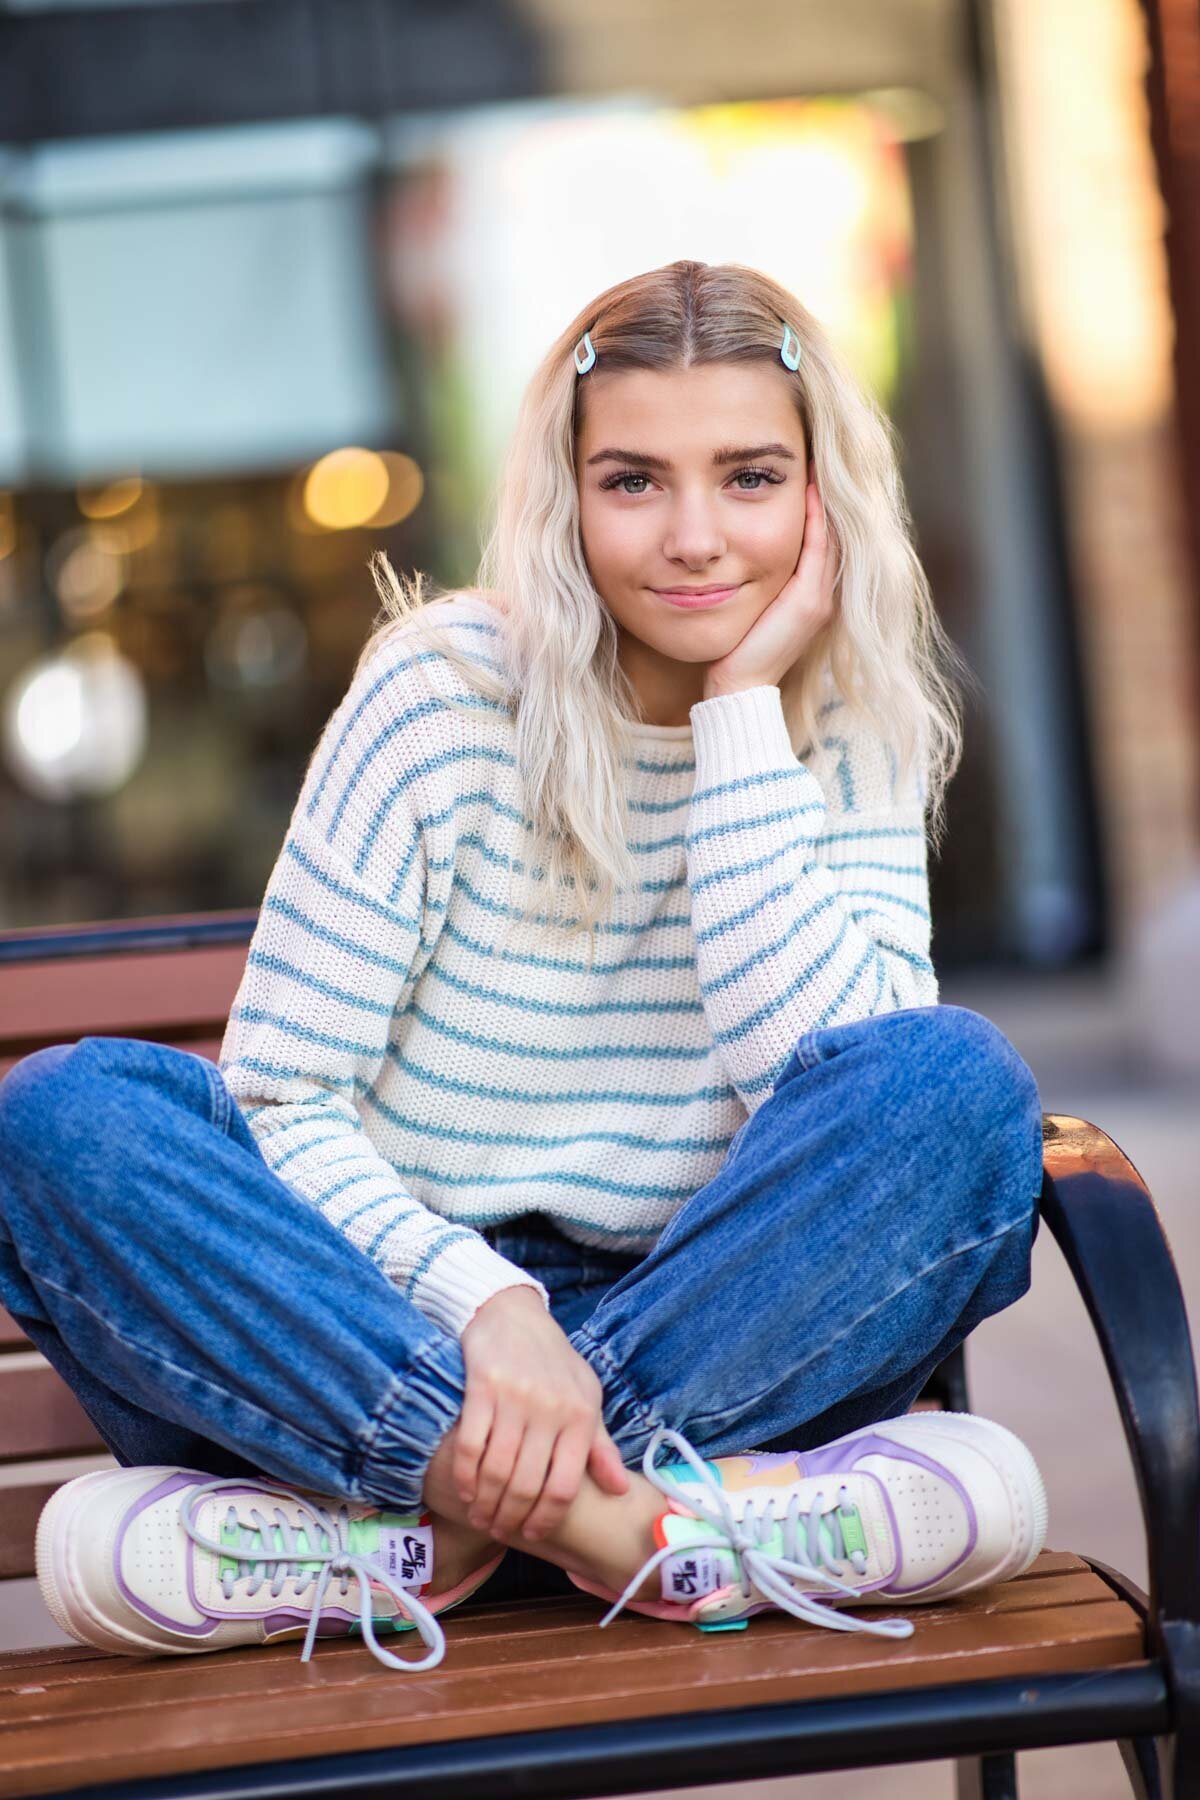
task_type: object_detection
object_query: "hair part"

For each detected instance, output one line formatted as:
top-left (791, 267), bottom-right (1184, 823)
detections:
top-left (359, 258), bottom-right (971, 963)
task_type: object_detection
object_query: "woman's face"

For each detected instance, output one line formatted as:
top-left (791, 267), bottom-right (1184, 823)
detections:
top-left (576, 360), bottom-right (809, 725)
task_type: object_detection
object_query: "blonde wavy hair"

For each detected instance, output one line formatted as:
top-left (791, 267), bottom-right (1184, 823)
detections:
top-left (357, 258), bottom-right (969, 963)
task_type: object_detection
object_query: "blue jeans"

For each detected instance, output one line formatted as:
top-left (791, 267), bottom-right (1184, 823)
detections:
top-left (0, 1005), bottom-right (1043, 1604)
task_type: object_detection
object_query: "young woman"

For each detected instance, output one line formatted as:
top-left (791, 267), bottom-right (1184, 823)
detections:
top-left (0, 260), bottom-right (1048, 1674)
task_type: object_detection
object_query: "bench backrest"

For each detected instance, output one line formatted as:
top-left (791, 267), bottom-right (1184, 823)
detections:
top-left (0, 921), bottom-right (251, 1580)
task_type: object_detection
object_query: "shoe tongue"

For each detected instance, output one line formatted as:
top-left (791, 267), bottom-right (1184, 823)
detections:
top-left (656, 1494), bottom-right (873, 1604)
top-left (215, 1508), bottom-right (434, 1594)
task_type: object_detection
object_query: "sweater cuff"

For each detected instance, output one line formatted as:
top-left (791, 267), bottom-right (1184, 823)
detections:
top-left (410, 1236), bottom-right (552, 1339)
top-left (689, 685), bottom-right (799, 775)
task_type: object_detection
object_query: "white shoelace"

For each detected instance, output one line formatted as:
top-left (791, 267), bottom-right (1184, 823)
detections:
top-left (597, 1425), bottom-right (915, 1641)
top-left (180, 1478), bottom-right (446, 1672)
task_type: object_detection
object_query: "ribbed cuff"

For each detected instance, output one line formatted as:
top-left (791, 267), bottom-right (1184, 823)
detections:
top-left (357, 1331), bottom-right (467, 1511)
top-left (689, 684), bottom-right (801, 778)
top-left (410, 1236), bottom-right (552, 1339)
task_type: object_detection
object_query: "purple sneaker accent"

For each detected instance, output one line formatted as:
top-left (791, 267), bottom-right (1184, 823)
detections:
top-left (798, 1429), bottom-right (978, 1594)
top-left (112, 1471), bottom-right (365, 1635)
top-left (114, 1471), bottom-right (221, 1637)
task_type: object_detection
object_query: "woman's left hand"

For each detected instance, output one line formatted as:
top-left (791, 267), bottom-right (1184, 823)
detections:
top-left (702, 469), bottom-right (837, 700)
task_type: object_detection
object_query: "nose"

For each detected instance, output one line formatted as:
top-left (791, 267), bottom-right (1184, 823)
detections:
top-left (662, 490), bottom-right (727, 568)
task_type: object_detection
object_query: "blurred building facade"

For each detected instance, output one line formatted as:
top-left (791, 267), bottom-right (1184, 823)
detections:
top-left (0, 0), bottom-right (1195, 982)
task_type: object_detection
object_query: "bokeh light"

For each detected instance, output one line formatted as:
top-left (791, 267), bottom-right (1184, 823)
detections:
top-left (77, 477), bottom-right (144, 520)
top-left (303, 448), bottom-right (391, 530)
top-left (2, 633), bottom-right (148, 802)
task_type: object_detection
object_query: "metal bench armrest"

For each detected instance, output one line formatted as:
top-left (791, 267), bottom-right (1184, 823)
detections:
top-left (1039, 1112), bottom-right (1200, 1654)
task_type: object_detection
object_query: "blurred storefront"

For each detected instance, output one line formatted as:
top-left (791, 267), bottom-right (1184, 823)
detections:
top-left (0, 0), bottom-right (1195, 977)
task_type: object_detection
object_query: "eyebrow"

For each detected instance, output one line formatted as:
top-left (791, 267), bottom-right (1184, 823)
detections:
top-left (585, 442), bottom-right (800, 471)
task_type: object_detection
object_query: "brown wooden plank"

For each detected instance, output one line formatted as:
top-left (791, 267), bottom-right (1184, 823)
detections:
top-left (0, 1553), bottom-right (1148, 1798)
top-left (0, 1310), bottom-right (28, 1350)
top-left (0, 1456), bottom-right (117, 1581)
top-left (0, 1555), bottom-right (1108, 1677)
top-left (0, 1355), bottom-right (105, 1462)
top-left (0, 940), bottom-right (246, 1055)
top-left (0, 1558), bottom-right (1128, 1714)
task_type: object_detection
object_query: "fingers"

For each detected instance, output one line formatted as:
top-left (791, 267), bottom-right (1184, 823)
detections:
top-left (588, 1423), bottom-right (631, 1495)
top-left (520, 1413), bottom-right (593, 1541)
top-left (805, 477), bottom-right (827, 552)
top-left (489, 1419), bottom-right (560, 1541)
top-left (468, 1404), bottom-right (525, 1532)
top-left (453, 1385), bottom-right (494, 1510)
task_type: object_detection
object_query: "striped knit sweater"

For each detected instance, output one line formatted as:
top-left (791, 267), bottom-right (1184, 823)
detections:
top-left (219, 593), bottom-right (938, 1338)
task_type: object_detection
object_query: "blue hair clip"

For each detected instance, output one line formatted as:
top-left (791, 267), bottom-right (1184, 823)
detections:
top-left (574, 331), bottom-right (596, 374)
top-left (780, 323), bottom-right (801, 371)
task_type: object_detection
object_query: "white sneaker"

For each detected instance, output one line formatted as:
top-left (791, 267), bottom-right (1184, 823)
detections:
top-left (36, 1465), bottom-right (504, 1670)
top-left (568, 1410), bottom-right (1049, 1636)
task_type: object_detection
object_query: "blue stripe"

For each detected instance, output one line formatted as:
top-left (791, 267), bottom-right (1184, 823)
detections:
top-left (223, 1056), bottom-right (359, 1093)
top-left (403, 1227), bottom-right (490, 1300)
top-left (698, 894), bottom-right (839, 997)
top-left (811, 944), bottom-right (878, 1029)
top-left (401, 995), bottom-right (712, 1063)
top-left (691, 875), bottom-right (817, 950)
top-left (687, 795), bottom-right (824, 851)
top-left (439, 911), bottom-right (694, 975)
top-left (709, 913), bottom-right (855, 1044)
top-left (230, 1006), bottom-right (386, 1062)
top-left (442, 869), bottom-right (693, 937)
top-left (261, 896), bottom-right (419, 976)
top-left (348, 741), bottom-right (513, 872)
top-left (327, 695), bottom-right (509, 845)
top-left (371, 1049), bottom-right (738, 1112)
top-left (330, 1127), bottom-right (705, 1210)
top-left (688, 823), bottom-right (824, 899)
top-left (822, 858), bottom-right (925, 876)
top-left (306, 633), bottom-right (504, 817)
top-left (818, 735), bottom-right (856, 809)
top-left (285, 835), bottom-right (420, 926)
top-left (691, 764), bottom-right (822, 810)
top-left (848, 889), bottom-right (931, 920)
top-left (329, 1192), bottom-right (398, 1232)
top-left (270, 1130), bottom-right (347, 1171)
top-left (361, 1081), bottom-right (738, 1157)
top-left (419, 955), bottom-right (704, 1021)
top-left (247, 950), bottom-right (396, 1018)
top-left (818, 824), bottom-right (924, 843)
top-left (314, 1169), bottom-right (393, 1207)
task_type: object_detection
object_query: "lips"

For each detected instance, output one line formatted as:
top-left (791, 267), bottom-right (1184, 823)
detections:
top-left (653, 584), bottom-right (742, 610)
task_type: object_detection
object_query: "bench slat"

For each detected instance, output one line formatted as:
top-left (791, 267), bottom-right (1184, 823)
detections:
top-left (0, 1554), bottom-right (1145, 1798)
top-left (0, 1308), bottom-right (28, 1349)
top-left (0, 1356), bottom-right (105, 1462)
top-left (0, 1457), bottom-right (117, 1580)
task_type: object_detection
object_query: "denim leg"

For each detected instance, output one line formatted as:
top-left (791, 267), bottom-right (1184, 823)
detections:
top-left (569, 1005), bottom-right (1045, 1465)
top-left (0, 1037), bottom-right (467, 1512)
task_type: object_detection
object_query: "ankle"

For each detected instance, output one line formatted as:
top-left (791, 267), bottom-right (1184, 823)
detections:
top-left (510, 1469), bottom-right (666, 1598)
top-left (427, 1514), bottom-right (499, 1591)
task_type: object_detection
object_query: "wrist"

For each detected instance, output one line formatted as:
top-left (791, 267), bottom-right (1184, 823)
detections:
top-left (700, 679), bottom-right (776, 702)
top-left (463, 1281), bottom-right (547, 1331)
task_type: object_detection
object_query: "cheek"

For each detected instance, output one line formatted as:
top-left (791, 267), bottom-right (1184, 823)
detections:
top-left (581, 503), bottom-right (644, 574)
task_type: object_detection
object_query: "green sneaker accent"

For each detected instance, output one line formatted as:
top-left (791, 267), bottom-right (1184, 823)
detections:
top-left (697, 1618), bottom-right (749, 1632)
top-left (661, 1459), bottom-right (723, 1487)
top-left (215, 1508), bottom-right (422, 1584)
top-left (838, 1505), bottom-right (868, 1561)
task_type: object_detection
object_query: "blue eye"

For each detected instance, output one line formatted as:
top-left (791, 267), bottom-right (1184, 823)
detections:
top-left (598, 466), bottom-right (784, 494)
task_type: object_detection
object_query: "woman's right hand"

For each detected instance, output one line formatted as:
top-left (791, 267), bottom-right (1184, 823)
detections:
top-left (456, 1285), bottom-right (629, 1543)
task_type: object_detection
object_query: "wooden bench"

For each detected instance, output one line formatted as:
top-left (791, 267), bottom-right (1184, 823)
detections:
top-left (1, 921), bottom-right (1197, 1799)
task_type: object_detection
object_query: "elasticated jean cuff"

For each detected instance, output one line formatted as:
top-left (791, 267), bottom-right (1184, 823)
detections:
top-left (355, 1330), bottom-right (466, 1512)
top-left (569, 1323), bottom-right (667, 1467)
